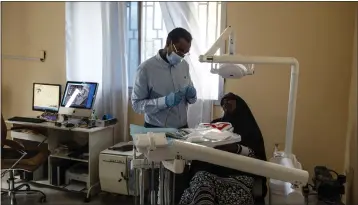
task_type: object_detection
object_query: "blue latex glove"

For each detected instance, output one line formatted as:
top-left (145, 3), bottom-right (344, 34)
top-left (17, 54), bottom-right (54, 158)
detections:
top-left (185, 86), bottom-right (197, 99)
top-left (165, 91), bottom-right (184, 108)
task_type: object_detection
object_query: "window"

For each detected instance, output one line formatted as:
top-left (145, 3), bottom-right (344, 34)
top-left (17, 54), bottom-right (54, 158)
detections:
top-left (126, 2), bottom-right (224, 100)
top-left (126, 2), bottom-right (139, 89)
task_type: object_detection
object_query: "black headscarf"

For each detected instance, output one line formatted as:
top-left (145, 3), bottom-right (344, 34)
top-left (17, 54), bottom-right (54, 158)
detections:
top-left (213, 92), bottom-right (267, 162)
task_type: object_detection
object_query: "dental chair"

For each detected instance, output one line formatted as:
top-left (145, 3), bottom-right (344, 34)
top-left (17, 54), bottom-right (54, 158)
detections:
top-left (1, 115), bottom-right (49, 205)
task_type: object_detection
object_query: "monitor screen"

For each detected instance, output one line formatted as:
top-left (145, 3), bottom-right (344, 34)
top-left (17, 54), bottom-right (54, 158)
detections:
top-left (61, 81), bottom-right (98, 109)
top-left (33, 83), bottom-right (61, 112)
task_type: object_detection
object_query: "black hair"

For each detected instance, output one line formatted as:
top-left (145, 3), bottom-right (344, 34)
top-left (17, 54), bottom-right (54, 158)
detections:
top-left (166, 27), bottom-right (192, 45)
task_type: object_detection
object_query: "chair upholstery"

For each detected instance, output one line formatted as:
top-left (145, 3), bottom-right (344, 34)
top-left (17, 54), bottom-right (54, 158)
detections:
top-left (2, 144), bottom-right (49, 169)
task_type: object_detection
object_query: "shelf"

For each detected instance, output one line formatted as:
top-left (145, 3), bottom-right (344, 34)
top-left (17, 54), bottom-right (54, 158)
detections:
top-left (63, 181), bottom-right (87, 193)
top-left (32, 179), bottom-right (54, 187)
top-left (32, 179), bottom-right (88, 193)
top-left (11, 130), bottom-right (46, 143)
top-left (50, 153), bottom-right (88, 163)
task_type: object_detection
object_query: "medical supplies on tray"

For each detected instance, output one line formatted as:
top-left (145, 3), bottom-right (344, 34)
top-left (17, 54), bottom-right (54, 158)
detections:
top-left (197, 122), bottom-right (234, 132)
top-left (130, 123), bottom-right (239, 143)
top-left (165, 130), bottom-right (190, 140)
top-left (164, 122), bottom-right (239, 142)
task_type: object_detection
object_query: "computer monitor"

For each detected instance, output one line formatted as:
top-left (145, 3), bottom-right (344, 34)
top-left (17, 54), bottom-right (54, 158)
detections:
top-left (32, 83), bottom-right (62, 113)
top-left (58, 81), bottom-right (98, 117)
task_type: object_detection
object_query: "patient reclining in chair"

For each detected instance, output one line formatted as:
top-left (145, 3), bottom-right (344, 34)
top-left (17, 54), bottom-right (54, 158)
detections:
top-left (179, 93), bottom-right (268, 205)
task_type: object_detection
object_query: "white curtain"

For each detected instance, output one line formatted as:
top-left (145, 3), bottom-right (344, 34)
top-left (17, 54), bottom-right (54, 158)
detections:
top-left (66, 2), bottom-right (129, 142)
top-left (344, 11), bottom-right (357, 204)
top-left (159, 2), bottom-right (221, 127)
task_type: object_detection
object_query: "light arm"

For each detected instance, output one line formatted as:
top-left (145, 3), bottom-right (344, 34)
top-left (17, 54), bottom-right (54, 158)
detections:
top-left (133, 134), bottom-right (308, 185)
top-left (199, 54), bottom-right (298, 65)
top-left (204, 26), bottom-right (234, 56)
top-left (170, 140), bottom-right (308, 184)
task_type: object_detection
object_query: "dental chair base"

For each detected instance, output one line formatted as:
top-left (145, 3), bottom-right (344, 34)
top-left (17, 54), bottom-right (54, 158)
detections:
top-left (269, 152), bottom-right (305, 205)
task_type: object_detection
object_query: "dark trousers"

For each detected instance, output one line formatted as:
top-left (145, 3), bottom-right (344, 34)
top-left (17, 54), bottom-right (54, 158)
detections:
top-left (144, 122), bottom-right (190, 204)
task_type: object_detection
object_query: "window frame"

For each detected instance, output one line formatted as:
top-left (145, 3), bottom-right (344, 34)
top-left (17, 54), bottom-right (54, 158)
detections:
top-left (127, 1), bottom-right (141, 97)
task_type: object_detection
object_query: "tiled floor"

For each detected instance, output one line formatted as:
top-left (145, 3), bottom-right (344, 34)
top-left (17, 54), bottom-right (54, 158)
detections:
top-left (1, 175), bottom-right (134, 205)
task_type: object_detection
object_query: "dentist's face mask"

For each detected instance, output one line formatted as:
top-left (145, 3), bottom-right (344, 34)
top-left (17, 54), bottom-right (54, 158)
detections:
top-left (167, 41), bottom-right (190, 66)
top-left (167, 49), bottom-right (183, 65)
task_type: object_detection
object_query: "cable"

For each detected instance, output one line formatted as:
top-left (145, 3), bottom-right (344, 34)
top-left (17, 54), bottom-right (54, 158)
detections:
top-left (328, 169), bottom-right (339, 178)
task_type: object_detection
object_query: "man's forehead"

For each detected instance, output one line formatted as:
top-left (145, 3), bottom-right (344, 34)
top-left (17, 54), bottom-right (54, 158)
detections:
top-left (176, 38), bottom-right (190, 49)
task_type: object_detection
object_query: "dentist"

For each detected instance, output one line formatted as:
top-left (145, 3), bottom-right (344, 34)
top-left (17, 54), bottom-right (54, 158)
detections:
top-left (131, 27), bottom-right (197, 129)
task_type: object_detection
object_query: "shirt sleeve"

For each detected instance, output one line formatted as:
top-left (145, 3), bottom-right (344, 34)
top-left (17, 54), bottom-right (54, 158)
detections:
top-left (131, 65), bottom-right (167, 114)
top-left (186, 63), bottom-right (197, 104)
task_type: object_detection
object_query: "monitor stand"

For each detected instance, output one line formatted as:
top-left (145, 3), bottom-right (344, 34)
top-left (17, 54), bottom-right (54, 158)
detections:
top-left (58, 107), bottom-right (93, 118)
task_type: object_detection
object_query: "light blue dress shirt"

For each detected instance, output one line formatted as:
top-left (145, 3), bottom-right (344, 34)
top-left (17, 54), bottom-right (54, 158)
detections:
top-left (131, 51), bottom-right (197, 128)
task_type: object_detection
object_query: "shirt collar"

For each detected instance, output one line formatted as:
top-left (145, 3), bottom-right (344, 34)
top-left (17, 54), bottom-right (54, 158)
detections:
top-left (156, 49), bottom-right (170, 65)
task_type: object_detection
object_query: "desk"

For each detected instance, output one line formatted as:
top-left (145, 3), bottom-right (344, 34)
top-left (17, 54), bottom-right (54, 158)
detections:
top-left (6, 120), bottom-right (115, 202)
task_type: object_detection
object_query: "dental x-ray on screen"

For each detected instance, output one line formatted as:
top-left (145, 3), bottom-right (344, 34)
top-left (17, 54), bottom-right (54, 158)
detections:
top-left (61, 82), bottom-right (97, 109)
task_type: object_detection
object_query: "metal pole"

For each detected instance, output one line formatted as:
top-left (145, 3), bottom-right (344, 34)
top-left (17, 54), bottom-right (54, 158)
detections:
top-left (151, 162), bottom-right (156, 205)
top-left (133, 145), bottom-right (138, 205)
top-left (172, 173), bottom-right (176, 205)
top-left (140, 169), bottom-right (145, 205)
top-left (159, 163), bottom-right (164, 204)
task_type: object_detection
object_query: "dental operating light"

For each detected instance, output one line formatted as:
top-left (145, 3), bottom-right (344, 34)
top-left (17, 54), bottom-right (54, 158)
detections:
top-left (199, 25), bottom-right (299, 158)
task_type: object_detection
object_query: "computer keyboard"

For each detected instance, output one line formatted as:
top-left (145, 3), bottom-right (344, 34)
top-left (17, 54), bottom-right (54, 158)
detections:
top-left (8, 116), bottom-right (46, 123)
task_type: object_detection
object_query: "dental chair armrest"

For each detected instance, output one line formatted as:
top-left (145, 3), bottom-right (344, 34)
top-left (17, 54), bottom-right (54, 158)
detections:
top-left (214, 143), bottom-right (239, 153)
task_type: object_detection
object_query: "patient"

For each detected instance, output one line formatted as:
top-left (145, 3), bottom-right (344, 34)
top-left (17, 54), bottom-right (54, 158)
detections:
top-left (179, 93), bottom-right (267, 205)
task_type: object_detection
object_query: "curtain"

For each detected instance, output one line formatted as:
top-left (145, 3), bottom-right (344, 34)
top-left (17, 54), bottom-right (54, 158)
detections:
top-left (159, 2), bottom-right (221, 127)
top-left (344, 11), bottom-right (357, 204)
top-left (66, 2), bottom-right (129, 142)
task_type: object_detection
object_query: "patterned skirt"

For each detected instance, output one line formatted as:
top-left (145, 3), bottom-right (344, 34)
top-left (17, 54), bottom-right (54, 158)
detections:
top-left (179, 171), bottom-right (255, 205)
